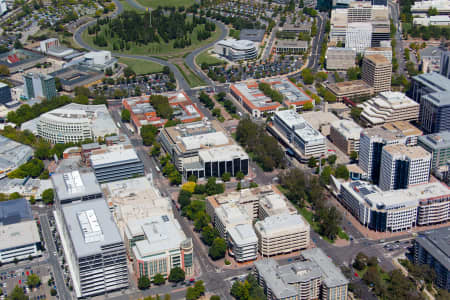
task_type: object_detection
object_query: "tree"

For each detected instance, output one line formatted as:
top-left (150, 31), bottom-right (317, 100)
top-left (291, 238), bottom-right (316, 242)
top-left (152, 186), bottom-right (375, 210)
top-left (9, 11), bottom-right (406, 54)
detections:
top-left (14, 40), bottom-right (23, 49)
top-left (315, 72), bottom-right (328, 82)
top-left (0, 65), bottom-right (10, 76)
top-left (210, 296), bottom-right (220, 300)
top-left (350, 107), bottom-right (363, 121)
top-left (168, 267), bottom-right (185, 283)
top-left (221, 172), bottom-right (231, 182)
top-left (212, 107), bottom-right (221, 117)
top-left (10, 285), bottom-right (27, 300)
top-left (194, 211), bottom-right (210, 232)
top-left (121, 109), bottom-right (131, 122)
top-left (201, 225), bottom-right (217, 246)
top-left (178, 190), bottom-right (192, 209)
top-left (367, 256), bottom-right (378, 267)
top-left (308, 157), bottom-right (317, 168)
top-left (350, 151), bottom-right (358, 161)
top-left (188, 174), bottom-right (197, 183)
top-left (124, 66), bottom-right (135, 78)
top-left (182, 182), bottom-right (196, 194)
top-left (320, 166), bottom-right (333, 185)
top-left (50, 288), bottom-right (57, 296)
top-left (353, 252), bottom-right (368, 270)
top-left (327, 154), bottom-right (337, 165)
top-left (209, 237), bottom-right (227, 260)
top-left (27, 274), bottom-right (40, 287)
top-left (42, 189), bottom-right (54, 205)
top-left (236, 171), bottom-right (245, 180)
top-left (140, 124), bottom-right (158, 146)
top-left (153, 273), bottom-right (165, 285)
top-left (347, 66), bottom-right (361, 80)
top-left (302, 101), bottom-right (314, 111)
top-left (335, 164), bottom-right (349, 180)
top-left (151, 142), bottom-right (161, 157)
top-left (138, 276), bottom-right (151, 289)
top-left (301, 68), bottom-right (314, 84)
top-left (186, 281), bottom-right (205, 300)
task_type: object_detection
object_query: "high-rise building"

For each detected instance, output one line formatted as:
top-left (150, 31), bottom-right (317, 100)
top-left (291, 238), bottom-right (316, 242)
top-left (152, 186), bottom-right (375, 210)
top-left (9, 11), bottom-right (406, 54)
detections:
top-left (345, 22), bottom-right (372, 53)
top-left (359, 127), bottom-right (408, 184)
top-left (0, 82), bottom-right (11, 104)
top-left (325, 47), bottom-right (356, 70)
top-left (419, 89), bottom-right (450, 134)
top-left (418, 131), bottom-right (450, 169)
top-left (23, 72), bottom-right (57, 100)
top-left (330, 119), bottom-right (362, 155)
top-left (364, 47), bottom-right (392, 62)
top-left (440, 51), bottom-right (450, 79)
top-left (362, 54), bottom-right (392, 93)
top-left (379, 144), bottom-right (431, 191)
top-left (347, 1), bottom-right (373, 22)
top-left (414, 227), bottom-right (450, 291)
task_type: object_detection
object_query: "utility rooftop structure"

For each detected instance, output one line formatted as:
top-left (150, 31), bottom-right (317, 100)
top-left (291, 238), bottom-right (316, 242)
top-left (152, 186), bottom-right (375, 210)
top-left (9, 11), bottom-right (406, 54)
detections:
top-left (52, 171), bottom-right (103, 204)
top-left (58, 199), bottom-right (128, 298)
top-left (359, 91), bottom-right (420, 125)
top-left (0, 135), bottom-right (33, 179)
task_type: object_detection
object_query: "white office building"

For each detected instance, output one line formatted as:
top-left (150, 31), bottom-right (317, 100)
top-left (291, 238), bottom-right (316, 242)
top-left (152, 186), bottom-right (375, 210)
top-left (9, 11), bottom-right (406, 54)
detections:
top-left (379, 144), bottom-right (431, 191)
top-left (254, 213), bottom-right (310, 257)
top-left (214, 202), bottom-right (253, 239)
top-left (326, 47), bottom-right (356, 70)
top-left (272, 110), bottom-right (327, 158)
top-left (227, 223), bottom-right (258, 262)
top-left (214, 39), bottom-right (257, 61)
top-left (65, 50), bottom-right (118, 71)
top-left (345, 22), bottom-right (372, 53)
top-left (0, 220), bottom-right (41, 263)
top-left (56, 199), bottom-right (129, 298)
top-left (330, 8), bottom-right (348, 43)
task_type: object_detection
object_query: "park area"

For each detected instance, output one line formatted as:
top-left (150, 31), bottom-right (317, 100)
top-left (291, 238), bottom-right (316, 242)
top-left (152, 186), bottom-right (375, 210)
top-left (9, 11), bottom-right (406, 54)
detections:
top-left (136, 0), bottom-right (195, 8)
top-left (195, 49), bottom-right (224, 68)
top-left (118, 57), bottom-right (164, 75)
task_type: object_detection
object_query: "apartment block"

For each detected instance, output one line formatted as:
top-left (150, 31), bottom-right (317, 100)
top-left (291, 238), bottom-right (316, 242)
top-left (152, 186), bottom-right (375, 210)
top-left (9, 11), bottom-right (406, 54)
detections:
top-left (418, 131), bottom-right (450, 169)
top-left (362, 54), bottom-right (392, 93)
top-left (254, 214), bottom-right (310, 257)
top-left (272, 110), bottom-right (327, 158)
top-left (254, 248), bottom-right (348, 300)
top-left (379, 144), bottom-right (431, 191)
top-left (325, 47), bottom-right (356, 70)
top-left (56, 199), bottom-right (129, 298)
top-left (125, 215), bottom-right (194, 279)
top-left (414, 227), bottom-right (450, 291)
top-left (359, 91), bottom-right (420, 126)
top-left (330, 119), bottom-right (362, 155)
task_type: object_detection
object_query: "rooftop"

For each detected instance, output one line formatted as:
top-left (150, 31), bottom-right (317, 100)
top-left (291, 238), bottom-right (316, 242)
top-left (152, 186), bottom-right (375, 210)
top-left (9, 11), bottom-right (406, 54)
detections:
top-left (276, 40), bottom-right (308, 48)
top-left (415, 227), bottom-right (450, 271)
top-left (382, 121), bottom-right (422, 137)
top-left (61, 198), bottom-right (123, 257)
top-left (331, 119), bottom-right (362, 139)
top-left (364, 54), bottom-right (390, 65)
top-left (217, 38), bottom-right (255, 50)
top-left (412, 73), bottom-right (450, 93)
top-left (361, 126), bottom-right (408, 141)
top-left (259, 192), bottom-right (296, 216)
top-left (254, 213), bottom-right (309, 234)
top-left (227, 223), bottom-right (258, 245)
top-left (274, 110), bottom-right (326, 143)
top-left (90, 145), bottom-right (141, 167)
top-left (198, 144), bottom-right (248, 162)
top-left (326, 80), bottom-right (373, 94)
top-left (0, 198), bottom-right (33, 225)
top-left (52, 171), bottom-right (102, 202)
top-left (239, 29), bottom-right (265, 42)
top-left (215, 202), bottom-right (252, 228)
top-left (383, 144), bottom-right (431, 160)
top-left (0, 220), bottom-right (40, 250)
top-left (0, 135), bottom-right (33, 172)
top-left (419, 131), bottom-right (450, 149)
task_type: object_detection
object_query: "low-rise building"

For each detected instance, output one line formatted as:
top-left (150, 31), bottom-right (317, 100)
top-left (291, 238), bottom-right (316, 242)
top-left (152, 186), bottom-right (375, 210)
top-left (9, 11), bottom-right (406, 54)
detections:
top-left (325, 80), bottom-right (374, 101)
top-left (227, 223), bottom-right (258, 262)
top-left (359, 91), bottom-right (420, 126)
top-left (325, 47), bottom-right (356, 70)
top-left (414, 15), bottom-right (450, 26)
top-left (214, 39), bottom-right (257, 61)
top-left (419, 46), bottom-right (443, 73)
top-left (414, 227), bottom-right (450, 291)
top-left (278, 22), bottom-right (312, 37)
top-left (0, 135), bottom-right (33, 179)
top-left (89, 145), bottom-right (145, 183)
top-left (49, 65), bottom-right (104, 92)
top-left (213, 202), bottom-right (253, 239)
top-left (56, 199), bottom-right (129, 298)
top-left (254, 213), bottom-right (310, 256)
top-left (254, 248), bottom-right (348, 300)
top-left (411, 0), bottom-right (450, 15)
top-left (0, 49), bottom-right (45, 73)
top-left (239, 29), bottom-right (266, 43)
top-left (419, 131), bottom-right (450, 169)
top-left (258, 192), bottom-right (297, 219)
top-left (52, 171), bottom-right (103, 205)
top-left (340, 181), bottom-right (450, 232)
top-left (275, 40), bottom-right (308, 54)
top-left (330, 119), bottom-right (362, 155)
top-left (271, 110), bottom-right (327, 158)
top-left (125, 215), bottom-right (194, 279)
top-left (65, 50), bottom-right (117, 72)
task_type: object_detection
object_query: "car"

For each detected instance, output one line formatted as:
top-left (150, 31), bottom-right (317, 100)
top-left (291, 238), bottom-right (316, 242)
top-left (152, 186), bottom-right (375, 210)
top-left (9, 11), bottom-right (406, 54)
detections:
top-left (172, 283), bottom-right (177, 288)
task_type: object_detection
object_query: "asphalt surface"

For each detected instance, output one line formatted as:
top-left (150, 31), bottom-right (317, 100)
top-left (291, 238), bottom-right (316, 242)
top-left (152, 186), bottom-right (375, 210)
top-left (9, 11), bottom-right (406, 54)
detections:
top-left (388, 0), bottom-right (406, 75)
top-left (307, 12), bottom-right (327, 70)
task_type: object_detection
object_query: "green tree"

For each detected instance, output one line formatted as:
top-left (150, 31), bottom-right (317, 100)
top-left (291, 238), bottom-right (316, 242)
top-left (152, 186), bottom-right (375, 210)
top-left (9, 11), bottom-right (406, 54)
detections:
top-left (301, 68), bottom-right (314, 84)
top-left (209, 237), bottom-right (227, 260)
top-left (353, 252), bottom-right (368, 270)
top-left (194, 211), bottom-right (210, 232)
top-left (50, 288), bottom-right (57, 296)
top-left (210, 296), bottom-right (220, 300)
top-left (27, 274), bottom-right (40, 287)
top-left (151, 142), bottom-right (161, 157)
top-left (153, 273), bottom-right (165, 285)
top-left (221, 172), bottom-right (231, 182)
top-left (302, 101), bottom-right (314, 111)
top-left (140, 124), bottom-right (158, 146)
top-left (124, 66), bottom-right (135, 78)
top-left (10, 285), bottom-right (27, 300)
top-left (350, 151), bottom-right (358, 161)
top-left (138, 276), bottom-right (151, 289)
top-left (121, 109), bottom-right (131, 122)
top-left (308, 157), bottom-right (317, 168)
top-left (236, 171), bottom-right (245, 180)
top-left (320, 166), bottom-right (333, 185)
top-left (201, 225), bottom-right (218, 246)
top-left (315, 71), bottom-right (328, 82)
top-left (178, 189), bottom-right (192, 208)
top-left (42, 189), bottom-right (54, 205)
top-left (327, 154), bottom-right (337, 165)
top-left (350, 107), bottom-right (363, 121)
top-left (212, 107), bottom-right (222, 117)
top-left (188, 174), bottom-right (197, 183)
top-left (347, 66), bottom-right (361, 80)
top-left (335, 164), bottom-right (349, 180)
top-left (168, 267), bottom-right (185, 283)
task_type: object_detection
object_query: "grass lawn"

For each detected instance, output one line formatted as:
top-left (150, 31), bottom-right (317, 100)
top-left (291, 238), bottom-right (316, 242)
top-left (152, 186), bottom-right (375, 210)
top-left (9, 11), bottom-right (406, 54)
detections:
top-left (135, 0), bottom-right (194, 9)
top-left (118, 57), bottom-right (163, 74)
top-left (82, 19), bottom-right (222, 57)
top-left (195, 49), bottom-right (224, 67)
top-left (174, 63), bottom-right (205, 87)
top-left (118, 0), bottom-right (142, 12)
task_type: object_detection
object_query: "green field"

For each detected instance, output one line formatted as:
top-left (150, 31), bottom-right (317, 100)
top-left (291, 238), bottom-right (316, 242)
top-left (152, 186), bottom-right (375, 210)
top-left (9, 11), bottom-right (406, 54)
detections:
top-left (82, 18), bottom-right (222, 57)
top-left (118, 57), bottom-right (164, 74)
top-left (118, 0), bottom-right (142, 11)
top-left (175, 63), bottom-right (205, 87)
top-left (195, 49), bottom-right (224, 67)
top-left (135, 0), bottom-right (195, 9)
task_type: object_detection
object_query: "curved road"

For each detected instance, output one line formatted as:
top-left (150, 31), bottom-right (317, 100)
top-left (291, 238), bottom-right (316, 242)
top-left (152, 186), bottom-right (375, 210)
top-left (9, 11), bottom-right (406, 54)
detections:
top-left (73, 0), bottom-right (226, 91)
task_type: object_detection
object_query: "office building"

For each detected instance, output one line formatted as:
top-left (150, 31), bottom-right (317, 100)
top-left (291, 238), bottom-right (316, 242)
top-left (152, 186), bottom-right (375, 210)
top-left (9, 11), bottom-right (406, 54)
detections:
top-left (278, 23), bottom-right (312, 37)
top-left (254, 248), bottom-right (348, 300)
top-left (23, 73), bottom-right (57, 100)
top-left (52, 171), bottom-right (103, 205)
top-left (364, 47), bottom-right (392, 62)
top-left (330, 119), bottom-right (362, 154)
top-left (0, 135), bottom-right (33, 179)
top-left (420, 87), bottom-right (450, 134)
top-left (275, 40), bottom-right (308, 54)
top-left (213, 202), bottom-right (253, 240)
top-left (340, 181), bottom-right (450, 232)
top-left (326, 80), bottom-right (374, 101)
top-left (362, 54), bottom-right (392, 93)
top-left (347, 1), bottom-right (373, 22)
top-left (227, 223), bottom-right (258, 262)
top-left (325, 47), bottom-right (356, 70)
top-left (414, 227), bottom-right (450, 291)
top-left (359, 91), bottom-right (419, 126)
top-left (272, 110), bottom-right (327, 158)
top-left (0, 82), bottom-right (11, 104)
top-left (254, 213), bottom-right (310, 257)
top-left (379, 144), bottom-right (431, 191)
top-left (65, 50), bottom-right (117, 72)
top-left (125, 215), bottom-right (194, 279)
top-left (330, 9), bottom-right (348, 43)
top-left (0, 198), bottom-right (33, 225)
top-left (410, 72), bottom-right (450, 104)
top-left (411, 0), bottom-right (450, 15)
top-left (371, 20), bottom-right (390, 47)
top-left (345, 22), bottom-right (372, 53)
top-left (0, 49), bottom-right (45, 73)
top-left (440, 50), bottom-right (450, 79)
top-left (56, 199), bottom-right (129, 298)
top-left (0, 219), bottom-right (41, 263)
top-left (381, 121), bottom-right (422, 146)
top-left (90, 145), bottom-right (145, 183)
top-left (359, 127), bottom-right (409, 183)
top-left (49, 65), bottom-right (104, 92)
top-left (419, 131), bottom-right (450, 169)
top-left (414, 15), bottom-right (450, 26)
top-left (258, 192), bottom-right (297, 219)
top-left (159, 120), bottom-right (235, 173)
top-left (214, 39), bottom-right (257, 61)
top-left (34, 103), bottom-right (118, 144)
top-left (239, 29), bottom-right (265, 43)
top-left (420, 46), bottom-right (443, 73)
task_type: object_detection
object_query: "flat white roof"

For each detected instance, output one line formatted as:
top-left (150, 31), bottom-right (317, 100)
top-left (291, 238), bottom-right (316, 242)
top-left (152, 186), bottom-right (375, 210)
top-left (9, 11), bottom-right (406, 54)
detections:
top-left (255, 213), bottom-right (309, 234)
top-left (217, 38), bottom-right (255, 50)
top-left (228, 223), bottom-right (258, 245)
top-left (331, 119), bottom-right (362, 139)
top-left (198, 144), bottom-right (248, 162)
top-left (181, 131), bottom-right (229, 151)
top-left (0, 220), bottom-right (40, 250)
top-left (215, 202), bottom-right (252, 228)
top-left (90, 146), bottom-right (140, 167)
top-left (275, 110), bottom-right (326, 143)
